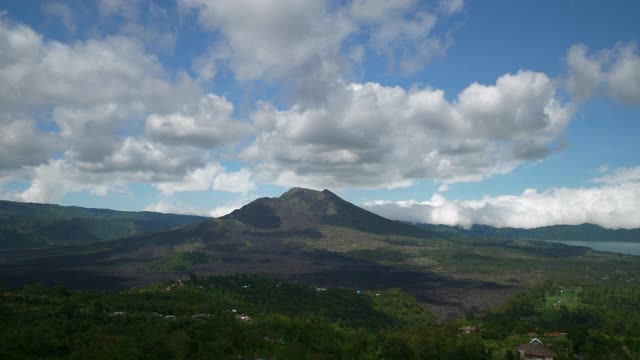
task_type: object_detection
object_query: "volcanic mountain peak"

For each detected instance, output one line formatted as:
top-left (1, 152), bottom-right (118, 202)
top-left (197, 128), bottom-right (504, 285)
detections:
top-left (224, 187), bottom-right (430, 237)
top-left (279, 187), bottom-right (339, 202)
top-left (278, 187), bottom-right (339, 210)
top-left (222, 187), bottom-right (339, 229)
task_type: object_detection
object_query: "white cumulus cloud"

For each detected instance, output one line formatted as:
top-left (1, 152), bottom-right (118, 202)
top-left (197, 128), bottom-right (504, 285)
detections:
top-left (208, 197), bottom-right (257, 218)
top-left (179, 0), bottom-right (352, 82)
top-left (145, 194), bottom-right (257, 218)
top-left (155, 163), bottom-right (255, 195)
top-left (244, 70), bottom-right (572, 189)
top-left (0, 16), bottom-right (251, 203)
top-left (0, 118), bottom-right (58, 172)
top-left (145, 94), bottom-right (250, 148)
top-left (365, 169), bottom-right (640, 229)
top-left (566, 42), bottom-right (640, 105)
top-left (16, 137), bottom-right (254, 203)
top-left (592, 166), bottom-right (640, 185)
top-left (180, 0), bottom-right (460, 100)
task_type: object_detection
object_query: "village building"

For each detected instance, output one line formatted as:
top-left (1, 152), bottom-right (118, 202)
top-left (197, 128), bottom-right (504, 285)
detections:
top-left (543, 332), bottom-right (566, 337)
top-left (191, 313), bottom-right (211, 319)
top-left (235, 313), bottom-right (253, 323)
top-left (516, 338), bottom-right (557, 360)
top-left (459, 325), bottom-right (477, 334)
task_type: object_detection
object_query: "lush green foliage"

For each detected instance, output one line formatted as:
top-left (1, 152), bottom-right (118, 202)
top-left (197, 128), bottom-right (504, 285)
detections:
top-left (0, 274), bottom-right (464, 359)
top-left (473, 283), bottom-right (640, 359)
top-left (302, 226), bottom-right (640, 288)
top-left (1, 275), bottom-right (638, 359)
top-left (0, 200), bottom-right (207, 249)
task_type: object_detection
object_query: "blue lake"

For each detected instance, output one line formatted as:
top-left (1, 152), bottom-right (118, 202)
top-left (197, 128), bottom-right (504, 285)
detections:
top-left (545, 240), bottom-right (640, 256)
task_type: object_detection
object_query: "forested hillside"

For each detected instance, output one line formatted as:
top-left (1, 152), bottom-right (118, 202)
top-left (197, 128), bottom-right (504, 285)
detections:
top-left (418, 223), bottom-right (640, 243)
top-left (0, 200), bottom-right (208, 249)
top-left (1, 275), bottom-right (638, 359)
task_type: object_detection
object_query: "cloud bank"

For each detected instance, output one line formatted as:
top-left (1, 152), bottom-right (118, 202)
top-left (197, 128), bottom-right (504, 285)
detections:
top-left (365, 167), bottom-right (640, 229)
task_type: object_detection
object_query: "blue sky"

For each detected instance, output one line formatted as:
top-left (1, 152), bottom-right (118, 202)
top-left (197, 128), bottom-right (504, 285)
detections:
top-left (1, 0), bottom-right (639, 228)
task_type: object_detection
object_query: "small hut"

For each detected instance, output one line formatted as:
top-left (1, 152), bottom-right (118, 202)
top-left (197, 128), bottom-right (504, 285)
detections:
top-left (516, 338), bottom-right (557, 360)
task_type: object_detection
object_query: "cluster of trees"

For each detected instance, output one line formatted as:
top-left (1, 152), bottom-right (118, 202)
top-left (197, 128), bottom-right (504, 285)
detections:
top-left (475, 283), bottom-right (640, 359)
top-left (1, 275), bottom-right (638, 359)
top-left (0, 274), bottom-right (488, 359)
top-left (419, 222), bottom-right (640, 243)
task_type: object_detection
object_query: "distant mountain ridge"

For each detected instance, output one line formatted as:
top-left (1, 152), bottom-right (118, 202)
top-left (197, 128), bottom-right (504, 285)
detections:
top-left (3, 191), bottom-right (636, 251)
top-left (417, 222), bottom-right (640, 242)
top-left (224, 187), bottom-right (435, 237)
top-left (2, 187), bottom-right (638, 321)
top-left (0, 200), bottom-right (209, 249)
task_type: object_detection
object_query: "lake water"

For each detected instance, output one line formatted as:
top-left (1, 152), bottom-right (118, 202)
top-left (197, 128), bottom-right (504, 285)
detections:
top-left (545, 240), bottom-right (640, 256)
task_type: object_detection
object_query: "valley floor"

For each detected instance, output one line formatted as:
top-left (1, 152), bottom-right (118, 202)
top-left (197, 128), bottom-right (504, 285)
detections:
top-left (2, 223), bottom-right (640, 323)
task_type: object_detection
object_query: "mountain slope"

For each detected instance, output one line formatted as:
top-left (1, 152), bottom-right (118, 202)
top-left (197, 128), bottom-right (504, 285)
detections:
top-left (224, 187), bottom-right (436, 237)
top-left (2, 188), bottom-right (640, 321)
top-left (0, 189), bottom-right (506, 320)
top-left (0, 200), bottom-right (209, 249)
top-left (418, 223), bottom-right (640, 242)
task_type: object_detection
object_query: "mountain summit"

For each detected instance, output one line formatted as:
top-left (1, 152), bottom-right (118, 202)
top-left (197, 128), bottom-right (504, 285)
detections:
top-left (224, 187), bottom-right (429, 236)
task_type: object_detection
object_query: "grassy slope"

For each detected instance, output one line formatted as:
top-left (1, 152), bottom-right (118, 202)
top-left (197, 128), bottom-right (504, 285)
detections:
top-left (288, 225), bottom-right (640, 288)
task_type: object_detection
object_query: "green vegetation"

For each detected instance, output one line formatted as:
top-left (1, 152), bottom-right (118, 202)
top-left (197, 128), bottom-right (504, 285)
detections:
top-left (149, 251), bottom-right (218, 272)
top-left (471, 283), bottom-right (640, 359)
top-left (0, 200), bottom-right (207, 249)
top-left (2, 189), bottom-right (640, 358)
top-left (368, 288), bottom-right (435, 325)
top-left (420, 223), bottom-right (640, 243)
top-left (0, 274), bottom-right (447, 359)
top-left (296, 226), bottom-right (640, 288)
top-left (543, 287), bottom-right (581, 310)
top-left (1, 275), bottom-right (637, 359)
